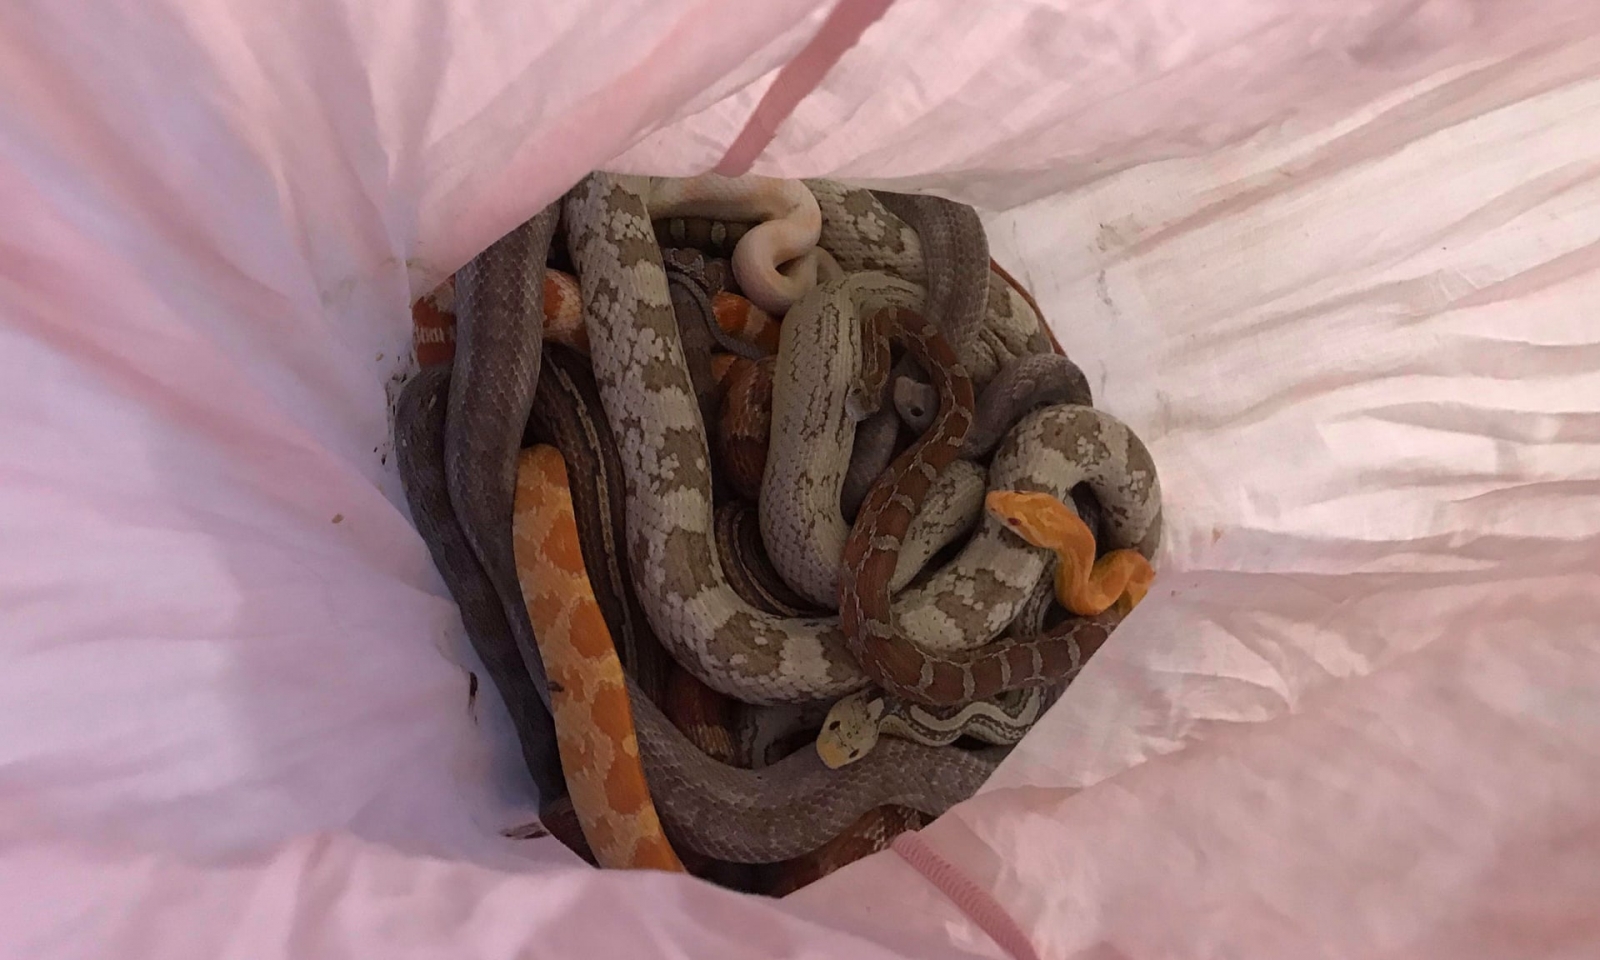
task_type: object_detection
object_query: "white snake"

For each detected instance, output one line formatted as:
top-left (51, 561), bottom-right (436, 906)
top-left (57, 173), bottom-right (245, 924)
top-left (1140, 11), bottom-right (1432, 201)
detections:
top-left (621, 174), bottom-right (841, 314)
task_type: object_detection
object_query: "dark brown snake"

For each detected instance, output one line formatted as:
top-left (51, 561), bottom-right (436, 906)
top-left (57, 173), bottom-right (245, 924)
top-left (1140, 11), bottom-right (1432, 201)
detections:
top-left (395, 364), bottom-right (563, 801)
top-left (444, 208), bottom-right (560, 703)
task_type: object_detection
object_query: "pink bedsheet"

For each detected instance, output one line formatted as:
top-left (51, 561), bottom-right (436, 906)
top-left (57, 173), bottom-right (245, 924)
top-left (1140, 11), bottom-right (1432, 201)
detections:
top-left (4, 2), bottom-right (1599, 956)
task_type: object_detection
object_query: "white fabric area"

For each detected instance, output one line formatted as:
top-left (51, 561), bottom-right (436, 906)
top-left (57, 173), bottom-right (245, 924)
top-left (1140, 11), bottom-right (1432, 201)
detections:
top-left (3, 2), bottom-right (1599, 956)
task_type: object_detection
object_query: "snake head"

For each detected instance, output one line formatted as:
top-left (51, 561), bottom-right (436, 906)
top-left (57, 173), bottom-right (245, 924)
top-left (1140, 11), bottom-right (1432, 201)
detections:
top-left (815, 692), bottom-right (885, 769)
top-left (987, 489), bottom-right (1155, 616)
top-left (892, 376), bottom-right (939, 434)
top-left (844, 381), bottom-right (882, 422)
top-left (985, 490), bottom-right (1087, 550)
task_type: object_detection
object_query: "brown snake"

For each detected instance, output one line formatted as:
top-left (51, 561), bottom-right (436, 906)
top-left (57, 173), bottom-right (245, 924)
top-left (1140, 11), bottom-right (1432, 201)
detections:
top-left (714, 499), bottom-right (822, 618)
top-left (395, 364), bottom-right (563, 800)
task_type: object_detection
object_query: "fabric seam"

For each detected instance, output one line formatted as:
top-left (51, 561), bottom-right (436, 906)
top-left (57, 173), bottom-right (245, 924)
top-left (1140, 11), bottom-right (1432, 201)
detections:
top-left (890, 831), bottom-right (1040, 960)
top-left (713, 0), bottom-right (898, 176)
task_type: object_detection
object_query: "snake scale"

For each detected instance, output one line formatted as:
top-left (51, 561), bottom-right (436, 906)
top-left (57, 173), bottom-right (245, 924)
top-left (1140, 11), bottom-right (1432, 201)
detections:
top-left (395, 365), bottom-right (564, 801)
top-left (760, 272), bottom-right (992, 610)
top-left (443, 204), bottom-right (563, 730)
top-left (815, 564), bottom-right (1062, 767)
top-left (841, 400), bottom-right (1161, 706)
top-left (808, 180), bottom-right (1048, 386)
top-left (818, 484), bottom-right (1152, 767)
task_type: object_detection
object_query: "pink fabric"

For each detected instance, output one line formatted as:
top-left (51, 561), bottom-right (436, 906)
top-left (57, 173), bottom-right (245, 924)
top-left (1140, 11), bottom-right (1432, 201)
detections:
top-left (5, 0), bottom-right (1600, 957)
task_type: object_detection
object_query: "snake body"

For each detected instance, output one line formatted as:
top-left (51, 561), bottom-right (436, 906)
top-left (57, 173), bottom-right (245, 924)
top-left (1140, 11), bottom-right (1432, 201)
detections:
top-left (566, 173), bottom-right (865, 703)
top-left (716, 356), bottom-right (776, 502)
top-left (527, 345), bottom-right (669, 702)
top-left (663, 248), bottom-right (767, 362)
top-left (654, 216), bottom-right (751, 257)
top-left (663, 254), bottom-right (730, 435)
top-left (807, 180), bottom-right (1048, 386)
top-left (816, 685), bottom-right (1054, 769)
top-left (712, 290), bottom-right (782, 354)
top-left (987, 490), bottom-right (1156, 616)
top-left (440, 205), bottom-right (565, 797)
top-left (511, 285), bottom-right (1010, 860)
top-left (813, 550), bottom-right (1102, 768)
top-left (394, 366), bottom-right (563, 800)
top-left (871, 190), bottom-right (991, 377)
top-left (714, 500), bottom-right (821, 618)
top-left (710, 283), bottom-right (960, 562)
top-left (401, 172), bottom-right (1165, 864)
top-left (760, 805), bottom-right (926, 896)
top-left (840, 406), bottom-right (900, 521)
top-left (830, 562), bottom-right (1066, 770)
top-left (512, 446), bottom-right (684, 872)
top-left (444, 203), bottom-right (559, 699)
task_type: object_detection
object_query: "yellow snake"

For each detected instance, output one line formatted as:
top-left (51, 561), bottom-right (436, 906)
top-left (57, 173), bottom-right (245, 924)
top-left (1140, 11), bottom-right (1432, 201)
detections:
top-left (511, 444), bottom-right (684, 872)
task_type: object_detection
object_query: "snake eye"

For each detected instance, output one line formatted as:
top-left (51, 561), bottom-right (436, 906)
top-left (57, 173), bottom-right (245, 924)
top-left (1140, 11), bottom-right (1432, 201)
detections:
top-left (826, 719), bottom-right (840, 730)
top-left (909, 407), bottom-right (924, 417)
top-left (1007, 517), bottom-right (1021, 526)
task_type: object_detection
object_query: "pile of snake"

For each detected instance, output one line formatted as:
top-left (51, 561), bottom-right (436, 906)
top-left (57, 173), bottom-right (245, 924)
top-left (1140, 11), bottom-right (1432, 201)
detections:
top-left (395, 172), bottom-right (1163, 893)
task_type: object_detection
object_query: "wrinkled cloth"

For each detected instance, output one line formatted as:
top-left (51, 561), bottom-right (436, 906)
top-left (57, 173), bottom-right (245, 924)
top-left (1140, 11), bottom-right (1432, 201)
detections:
top-left (4, 1), bottom-right (1600, 957)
